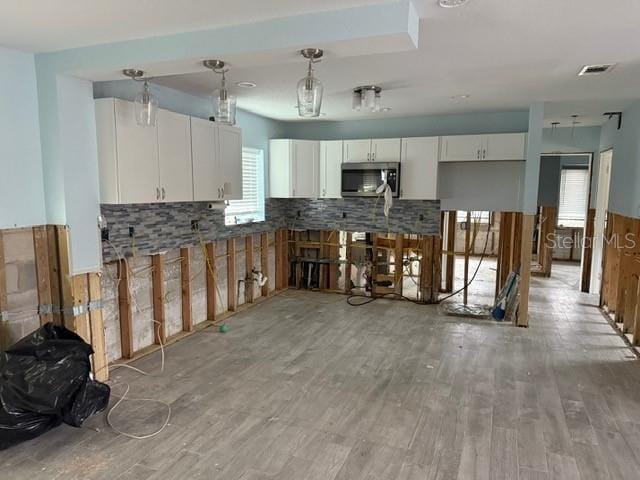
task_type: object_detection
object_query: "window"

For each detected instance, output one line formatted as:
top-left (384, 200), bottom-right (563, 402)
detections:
top-left (557, 168), bottom-right (589, 228)
top-left (456, 211), bottom-right (491, 224)
top-left (225, 148), bottom-right (265, 225)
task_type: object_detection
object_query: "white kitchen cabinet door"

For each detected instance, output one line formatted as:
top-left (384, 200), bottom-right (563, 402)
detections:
top-left (320, 140), bottom-right (343, 198)
top-left (292, 140), bottom-right (318, 198)
top-left (269, 139), bottom-right (292, 198)
top-left (483, 133), bottom-right (527, 161)
top-left (440, 134), bottom-right (484, 162)
top-left (114, 99), bottom-right (160, 203)
top-left (218, 124), bottom-right (243, 200)
top-left (157, 109), bottom-right (193, 202)
top-left (191, 117), bottom-right (221, 201)
top-left (400, 137), bottom-right (439, 199)
top-left (371, 138), bottom-right (401, 162)
top-left (343, 139), bottom-right (372, 163)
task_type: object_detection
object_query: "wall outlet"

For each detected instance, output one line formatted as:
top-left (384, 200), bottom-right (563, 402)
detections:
top-left (191, 220), bottom-right (199, 231)
top-left (101, 227), bottom-right (109, 241)
top-left (419, 214), bottom-right (424, 221)
top-left (128, 226), bottom-right (135, 237)
top-left (342, 212), bottom-right (347, 219)
top-left (297, 210), bottom-right (301, 218)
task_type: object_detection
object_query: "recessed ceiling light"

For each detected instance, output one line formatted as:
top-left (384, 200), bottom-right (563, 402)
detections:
top-left (236, 81), bottom-right (256, 88)
top-left (451, 94), bottom-right (470, 99)
top-left (381, 107), bottom-right (392, 112)
top-left (439, 0), bottom-right (470, 8)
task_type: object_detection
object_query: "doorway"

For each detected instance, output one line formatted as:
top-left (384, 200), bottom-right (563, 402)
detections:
top-left (590, 149), bottom-right (613, 295)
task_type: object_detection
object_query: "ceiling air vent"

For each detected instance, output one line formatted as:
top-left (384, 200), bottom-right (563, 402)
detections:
top-left (578, 64), bottom-right (616, 76)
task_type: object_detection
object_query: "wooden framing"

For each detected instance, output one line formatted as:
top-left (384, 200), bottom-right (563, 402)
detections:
top-left (180, 247), bottom-right (193, 332)
top-left (72, 274), bottom-right (91, 343)
top-left (0, 232), bottom-right (7, 325)
top-left (444, 211), bottom-right (456, 293)
top-left (56, 226), bottom-right (74, 330)
top-left (345, 233), bottom-right (353, 294)
top-left (151, 254), bottom-right (166, 344)
top-left (117, 258), bottom-right (134, 359)
top-left (394, 234), bottom-right (404, 297)
top-left (88, 272), bottom-right (108, 381)
top-left (205, 243), bottom-right (216, 321)
top-left (245, 235), bottom-right (254, 303)
top-left (581, 208), bottom-right (596, 293)
top-left (261, 232), bottom-right (269, 297)
top-left (463, 212), bottom-right (471, 305)
top-left (516, 214), bottom-right (535, 327)
top-left (46, 225), bottom-right (62, 325)
top-left (227, 238), bottom-right (237, 311)
top-left (328, 230), bottom-right (339, 290)
top-left (32, 226), bottom-right (53, 325)
top-left (537, 206), bottom-right (557, 277)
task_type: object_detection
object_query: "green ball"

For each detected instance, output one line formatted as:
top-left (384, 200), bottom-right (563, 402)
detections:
top-left (219, 323), bottom-right (229, 333)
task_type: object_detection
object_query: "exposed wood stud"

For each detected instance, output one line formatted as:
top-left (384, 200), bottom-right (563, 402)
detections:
top-left (517, 214), bottom-right (535, 327)
top-left (275, 231), bottom-right (283, 290)
top-left (0, 232), bottom-right (7, 322)
top-left (151, 254), bottom-right (166, 344)
top-left (205, 243), bottom-right (216, 321)
top-left (433, 234), bottom-right (442, 302)
top-left (581, 208), bottom-right (596, 293)
top-left (463, 212), bottom-right (471, 305)
top-left (228, 238), bottom-right (237, 311)
top-left (395, 234), bottom-right (404, 297)
top-left (328, 230), bottom-right (339, 290)
top-left (117, 259), bottom-right (134, 359)
top-left (72, 274), bottom-right (90, 343)
top-left (56, 226), bottom-right (74, 330)
top-left (32, 226), bottom-right (53, 325)
top-left (88, 273), bottom-right (108, 381)
top-left (245, 235), bottom-right (254, 303)
top-left (180, 247), bottom-right (193, 332)
top-left (445, 211), bottom-right (456, 293)
top-left (371, 233), bottom-right (378, 298)
top-left (261, 232), bottom-right (269, 297)
top-left (46, 225), bottom-right (62, 325)
top-left (345, 233), bottom-right (353, 294)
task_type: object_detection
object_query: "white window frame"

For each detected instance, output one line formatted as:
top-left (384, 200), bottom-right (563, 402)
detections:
top-left (225, 147), bottom-right (265, 225)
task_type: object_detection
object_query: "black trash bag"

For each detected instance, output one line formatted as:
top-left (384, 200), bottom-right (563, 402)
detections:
top-left (0, 323), bottom-right (110, 450)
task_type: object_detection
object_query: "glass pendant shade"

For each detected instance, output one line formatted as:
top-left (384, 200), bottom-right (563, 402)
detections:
top-left (215, 89), bottom-right (237, 125)
top-left (134, 80), bottom-right (158, 127)
top-left (297, 74), bottom-right (323, 117)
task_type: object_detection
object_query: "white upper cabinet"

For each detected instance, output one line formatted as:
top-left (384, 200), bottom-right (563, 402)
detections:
top-left (96, 98), bottom-right (159, 204)
top-left (343, 138), bottom-right (401, 163)
top-left (292, 140), bottom-right (319, 198)
top-left (319, 140), bottom-right (343, 198)
top-left (343, 139), bottom-right (372, 163)
top-left (95, 98), bottom-right (242, 204)
top-left (218, 124), bottom-right (243, 200)
top-left (483, 133), bottom-right (527, 161)
top-left (371, 138), bottom-right (401, 162)
top-left (157, 109), bottom-right (193, 202)
top-left (400, 137), bottom-right (439, 200)
top-left (191, 117), bottom-right (221, 201)
top-left (440, 134), bottom-right (485, 162)
top-left (269, 139), bottom-right (319, 198)
top-left (440, 133), bottom-right (527, 162)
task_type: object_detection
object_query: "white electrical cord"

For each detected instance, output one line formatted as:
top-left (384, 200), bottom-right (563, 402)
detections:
top-left (104, 240), bottom-right (172, 440)
top-left (375, 170), bottom-right (393, 218)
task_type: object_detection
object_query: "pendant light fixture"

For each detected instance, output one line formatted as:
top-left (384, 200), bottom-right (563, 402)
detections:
top-left (352, 86), bottom-right (382, 112)
top-left (123, 69), bottom-right (158, 127)
top-left (203, 60), bottom-right (237, 125)
top-left (297, 48), bottom-right (324, 117)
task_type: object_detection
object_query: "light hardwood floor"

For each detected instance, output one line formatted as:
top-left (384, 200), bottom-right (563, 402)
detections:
top-left (2, 264), bottom-right (639, 479)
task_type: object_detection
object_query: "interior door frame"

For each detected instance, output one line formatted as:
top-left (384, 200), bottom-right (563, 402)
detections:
top-left (592, 148), bottom-right (613, 299)
top-left (538, 151), bottom-right (595, 288)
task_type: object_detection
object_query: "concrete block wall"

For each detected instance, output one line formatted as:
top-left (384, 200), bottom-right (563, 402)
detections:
top-left (0, 228), bottom-right (39, 348)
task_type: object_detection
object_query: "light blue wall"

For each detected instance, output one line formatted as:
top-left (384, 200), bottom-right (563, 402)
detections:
top-left (522, 103), bottom-right (545, 214)
top-left (280, 110), bottom-right (529, 140)
top-left (542, 126), bottom-right (602, 155)
top-left (0, 47), bottom-right (46, 228)
top-left (598, 101), bottom-right (640, 219)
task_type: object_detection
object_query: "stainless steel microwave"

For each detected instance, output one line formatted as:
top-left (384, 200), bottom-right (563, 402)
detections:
top-left (341, 162), bottom-right (400, 197)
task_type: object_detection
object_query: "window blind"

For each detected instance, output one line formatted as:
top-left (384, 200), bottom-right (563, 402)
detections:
top-left (557, 168), bottom-right (589, 228)
top-left (225, 148), bottom-right (265, 225)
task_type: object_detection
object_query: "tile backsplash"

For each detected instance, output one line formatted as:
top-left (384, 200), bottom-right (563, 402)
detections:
top-left (101, 198), bottom-right (440, 262)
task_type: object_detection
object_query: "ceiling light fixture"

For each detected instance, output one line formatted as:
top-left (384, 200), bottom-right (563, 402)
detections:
top-left (451, 94), bottom-right (470, 99)
top-left (438, 0), bottom-right (470, 8)
top-left (236, 81), bottom-right (257, 88)
top-left (203, 59), bottom-right (237, 125)
top-left (123, 69), bottom-right (158, 127)
top-left (297, 48), bottom-right (324, 117)
top-left (353, 85), bottom-right (382, 112)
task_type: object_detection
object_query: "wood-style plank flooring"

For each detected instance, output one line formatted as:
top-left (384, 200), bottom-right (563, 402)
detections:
top-left (2, 262), bottom-right (640, 479)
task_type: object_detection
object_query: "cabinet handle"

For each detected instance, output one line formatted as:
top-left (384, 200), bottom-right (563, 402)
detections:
top-left (293, 188), bottom-right (296, 197)
top-left (367, 153), bottom-right (370, 162)
top-left (372, 152), bottom-right (375, 162)
top-left (156, 187), bottom-right (160, 200)
top-left (161, 187), bottom-right (166, 200)
top-left (477, 149), bottom-right (480, 160)
top-left (483, 149), bottom-right (486, 160)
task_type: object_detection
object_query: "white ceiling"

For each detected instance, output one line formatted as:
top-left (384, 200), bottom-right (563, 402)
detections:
top-left (0, 0), bottom-right (388, 52)
top-left (4, 0), bottom-right (640, 125)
